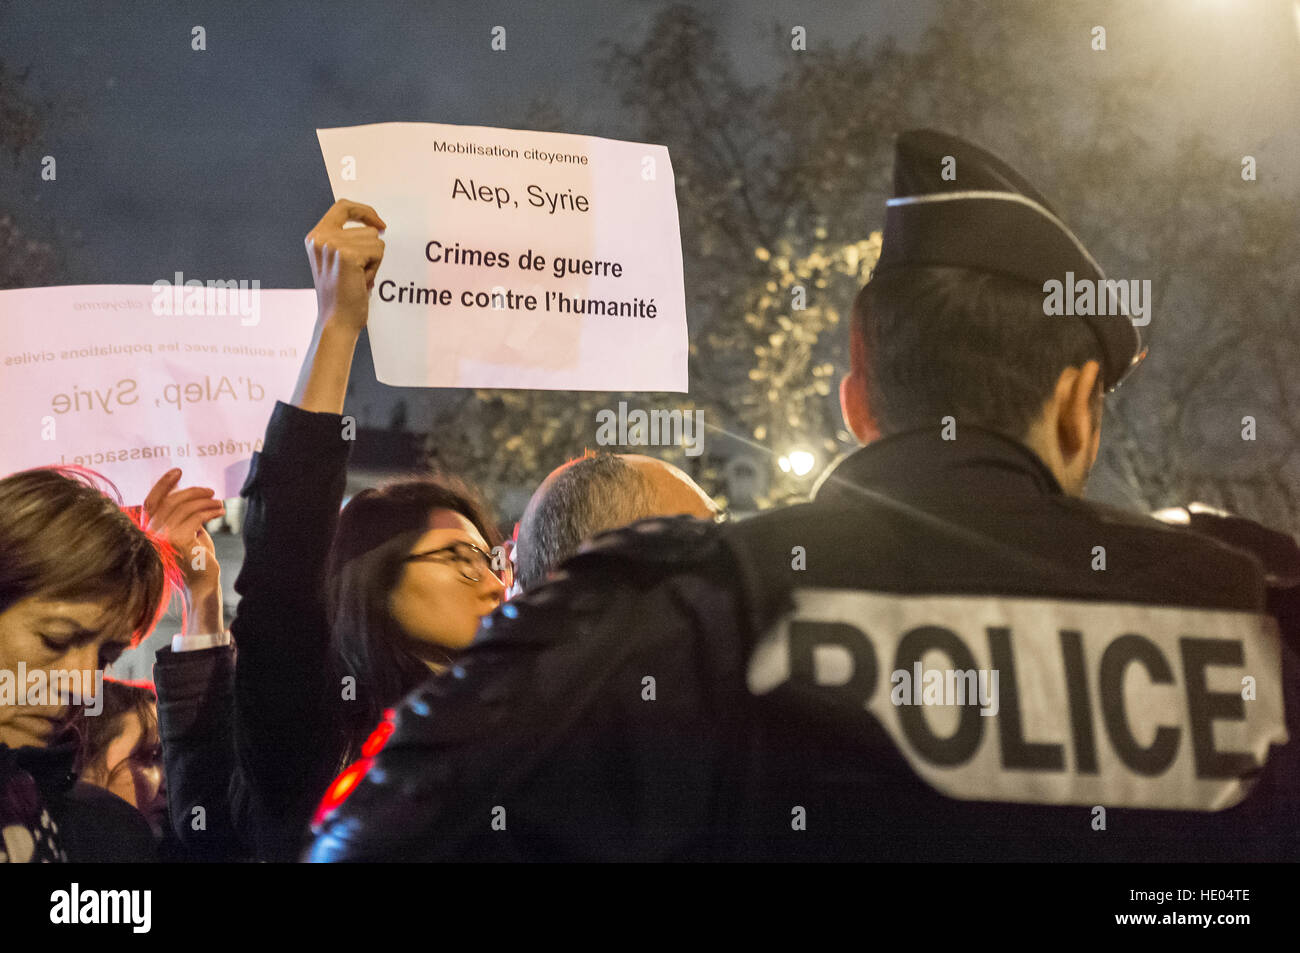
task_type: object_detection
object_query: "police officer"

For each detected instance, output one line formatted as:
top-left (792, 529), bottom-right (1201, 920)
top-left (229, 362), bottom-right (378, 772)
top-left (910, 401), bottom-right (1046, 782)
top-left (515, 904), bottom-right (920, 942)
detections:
top-left (308, 130), bottom-right (1299, 862)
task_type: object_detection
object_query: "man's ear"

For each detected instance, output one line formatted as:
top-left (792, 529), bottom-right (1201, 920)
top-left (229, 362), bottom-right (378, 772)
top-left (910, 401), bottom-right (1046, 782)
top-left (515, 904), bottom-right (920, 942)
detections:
top-left (501, 536), bottom-right (522, 600)
top-left (841, 324), bottom-right (881, 444)
top-left (1057, 359), bottom-right (1103, 464)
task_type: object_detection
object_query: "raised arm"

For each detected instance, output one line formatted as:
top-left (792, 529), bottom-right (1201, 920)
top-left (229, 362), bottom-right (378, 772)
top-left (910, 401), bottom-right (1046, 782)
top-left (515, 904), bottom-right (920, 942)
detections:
top-left (141, 469), bottom-right (244, 859)
top-left (230, 199), bottom-right (386, 860)
top-left (293, 199), bottom-right (387, 414)
top-left (142, 467), bottom-right (226, 635)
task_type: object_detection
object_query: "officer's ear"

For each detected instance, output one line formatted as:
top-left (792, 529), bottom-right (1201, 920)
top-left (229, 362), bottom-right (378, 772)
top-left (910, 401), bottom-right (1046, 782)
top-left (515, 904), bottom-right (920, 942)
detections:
top-left (1055, 359), bottom-right (1103, 467)
top-left (841, 320), bottom-right (881, 445)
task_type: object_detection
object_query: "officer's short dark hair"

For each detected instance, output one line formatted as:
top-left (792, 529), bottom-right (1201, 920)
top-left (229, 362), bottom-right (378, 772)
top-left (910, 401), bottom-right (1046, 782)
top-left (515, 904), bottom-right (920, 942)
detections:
top-left (517, 452), bottom-right (654, 593)
top-left (853, 265), bottom-right (1104, 440)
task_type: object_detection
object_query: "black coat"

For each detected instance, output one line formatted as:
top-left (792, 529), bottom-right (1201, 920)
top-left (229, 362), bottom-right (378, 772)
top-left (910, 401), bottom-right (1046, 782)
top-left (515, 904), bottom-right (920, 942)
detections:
top-left (227, 401), bottom-right (354, 861)
top-left (2, 735), bottom-right (156, 862)
top-left (153, 643), bottom-right (251, 861)
top-left (308, 426), bottom-right (1300, 862)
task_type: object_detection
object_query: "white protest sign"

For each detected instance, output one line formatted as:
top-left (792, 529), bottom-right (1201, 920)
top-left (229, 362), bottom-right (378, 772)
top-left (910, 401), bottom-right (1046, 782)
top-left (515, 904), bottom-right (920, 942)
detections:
top-left (0, 285), bottom-right (318, 504)
top-left (316, 122), bottom-right (688, 391)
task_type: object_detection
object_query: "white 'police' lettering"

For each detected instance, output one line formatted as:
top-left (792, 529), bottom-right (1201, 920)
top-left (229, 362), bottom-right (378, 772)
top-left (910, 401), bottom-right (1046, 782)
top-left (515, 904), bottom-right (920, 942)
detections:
top-left (747, 590), bottom-right (1287, 811)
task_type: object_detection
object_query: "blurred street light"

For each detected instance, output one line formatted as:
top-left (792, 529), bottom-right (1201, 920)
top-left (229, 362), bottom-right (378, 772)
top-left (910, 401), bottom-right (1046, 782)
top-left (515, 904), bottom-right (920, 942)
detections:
top-left (778, 448), bottom-right (817, 477)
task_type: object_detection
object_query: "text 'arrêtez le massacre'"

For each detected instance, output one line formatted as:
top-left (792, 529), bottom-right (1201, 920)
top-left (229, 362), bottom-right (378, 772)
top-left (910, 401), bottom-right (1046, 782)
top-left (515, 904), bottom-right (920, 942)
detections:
top-left (451, 178), bottom-right (590, 214)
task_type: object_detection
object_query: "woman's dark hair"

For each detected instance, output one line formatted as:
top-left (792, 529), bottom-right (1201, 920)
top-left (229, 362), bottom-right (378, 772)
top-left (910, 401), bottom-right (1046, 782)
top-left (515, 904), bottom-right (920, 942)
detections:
top-left (325, 474), bottom-right (502, 762)
top-left (73, 679), bottom-right (159, 787)
top-left (0, 466), bottom-right (171, 644)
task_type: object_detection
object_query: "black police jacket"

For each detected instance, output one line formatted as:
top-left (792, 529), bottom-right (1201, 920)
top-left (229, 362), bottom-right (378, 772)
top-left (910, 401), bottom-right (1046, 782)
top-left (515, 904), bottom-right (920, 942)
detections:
top-left (308, 427), bottom-right (1299, 862)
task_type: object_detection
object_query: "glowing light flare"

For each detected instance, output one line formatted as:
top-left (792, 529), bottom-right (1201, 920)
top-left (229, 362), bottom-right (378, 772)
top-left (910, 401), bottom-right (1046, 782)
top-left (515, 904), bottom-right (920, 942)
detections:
top-left (781, 449), bottom-right (817, 477)
top-left (361, 720), bottom-right (395, 758)
top-left (312, 759), bottom-right (371, 830)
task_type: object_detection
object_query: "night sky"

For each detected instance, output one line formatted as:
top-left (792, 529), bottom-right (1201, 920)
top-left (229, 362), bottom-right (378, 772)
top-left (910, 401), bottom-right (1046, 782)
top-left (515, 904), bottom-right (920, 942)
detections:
top-left (2, 0), bottom-right (1297, 437)
top-left (7, 0), bottom-right (1298, 680)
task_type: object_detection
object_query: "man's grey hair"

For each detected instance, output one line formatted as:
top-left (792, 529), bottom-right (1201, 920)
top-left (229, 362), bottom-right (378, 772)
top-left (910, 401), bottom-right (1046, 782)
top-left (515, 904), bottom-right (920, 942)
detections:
top-left (515, 452), bottom-right (655, 592)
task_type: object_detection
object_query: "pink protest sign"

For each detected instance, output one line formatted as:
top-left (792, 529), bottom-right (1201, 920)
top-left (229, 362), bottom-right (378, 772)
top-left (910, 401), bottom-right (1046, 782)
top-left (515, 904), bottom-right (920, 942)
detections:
top-left (316, 122), bottom-right (688, 391)
top-left (0, 285), bottom-right (317, 504)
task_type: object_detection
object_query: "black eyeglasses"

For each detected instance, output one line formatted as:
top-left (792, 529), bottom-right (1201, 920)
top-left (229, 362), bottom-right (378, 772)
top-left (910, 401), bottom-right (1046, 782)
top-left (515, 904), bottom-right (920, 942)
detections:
top-left (404, 540), bottom-right (512, 588)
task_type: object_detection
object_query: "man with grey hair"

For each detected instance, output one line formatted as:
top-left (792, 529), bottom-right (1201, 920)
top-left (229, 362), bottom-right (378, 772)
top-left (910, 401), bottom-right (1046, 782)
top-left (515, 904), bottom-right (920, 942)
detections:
top-left (513, 451), bottom-right (717, 593)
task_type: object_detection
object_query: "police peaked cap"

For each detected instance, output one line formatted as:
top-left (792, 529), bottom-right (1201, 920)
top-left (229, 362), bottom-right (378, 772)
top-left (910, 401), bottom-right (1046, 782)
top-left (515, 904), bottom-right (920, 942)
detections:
top-left (873, 129), bottom-right (1144, 391)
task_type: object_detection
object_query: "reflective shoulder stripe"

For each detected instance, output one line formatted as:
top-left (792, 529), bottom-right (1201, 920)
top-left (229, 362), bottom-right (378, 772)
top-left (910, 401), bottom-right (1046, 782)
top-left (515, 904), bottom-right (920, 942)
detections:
top-left (747, 590), bottom-right (1287, 811)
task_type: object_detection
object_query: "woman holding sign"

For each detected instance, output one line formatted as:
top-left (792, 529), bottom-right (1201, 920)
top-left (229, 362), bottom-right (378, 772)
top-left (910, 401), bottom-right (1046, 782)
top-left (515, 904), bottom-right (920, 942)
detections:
top-left (227, 200), bottom-right (508, 862)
